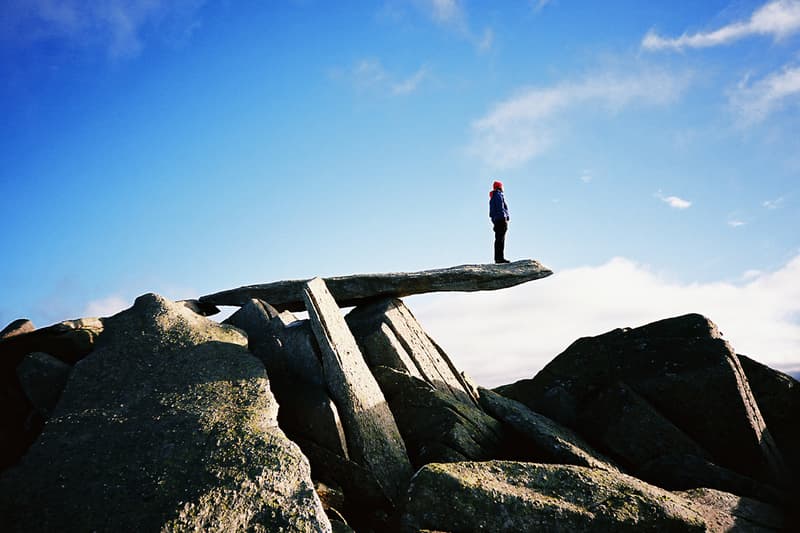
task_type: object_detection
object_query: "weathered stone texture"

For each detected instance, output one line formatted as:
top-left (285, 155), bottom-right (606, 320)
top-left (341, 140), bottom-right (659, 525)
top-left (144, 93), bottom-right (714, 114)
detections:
top-left (303, 278), bottom-right (412, 502)
top-left (0, 293), bottom-right (330, 532)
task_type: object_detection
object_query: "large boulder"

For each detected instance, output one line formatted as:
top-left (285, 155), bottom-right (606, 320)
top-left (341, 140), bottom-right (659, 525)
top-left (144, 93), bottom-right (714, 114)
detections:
top-left (1, 317), bottom-right (103, 472)
top-left (677, 488), bottom-right (785, 532)
top-left (495, 314), bottom-right (786, 488)
top-left (737, 354), bottom-right (800, 480)
top-left (347, 298), bottom-right (477, 406)
top-left (0, 293), bottom-right (331, 532)
top-left (374, 366), bottom-right (506, 468)
top-left (477, 387), bottom-right (617, 471)
top-left (15, 352), bottom-right (71, 418)
top-left (224, 298), bottom-right (347, 459)
top-left (0, 319), bottom-right (35, 340)
top-left (402, 461), bottom-right (707, 532)
top-left (303, 278), bottom-right (412, 502)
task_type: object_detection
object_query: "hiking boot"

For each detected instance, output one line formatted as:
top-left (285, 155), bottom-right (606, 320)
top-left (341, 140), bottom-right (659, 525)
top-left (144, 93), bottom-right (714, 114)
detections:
top-left (495, 259), bottom-right (511, 264)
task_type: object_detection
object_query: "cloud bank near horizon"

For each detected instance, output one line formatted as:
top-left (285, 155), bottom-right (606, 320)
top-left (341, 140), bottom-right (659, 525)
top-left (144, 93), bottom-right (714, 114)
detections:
top-left (411, 254), bottom-right (800, 388)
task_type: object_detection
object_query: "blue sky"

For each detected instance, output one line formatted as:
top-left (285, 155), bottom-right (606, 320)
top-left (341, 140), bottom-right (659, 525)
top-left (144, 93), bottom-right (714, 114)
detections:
top-left (2, 1), bottom-right (799, 385)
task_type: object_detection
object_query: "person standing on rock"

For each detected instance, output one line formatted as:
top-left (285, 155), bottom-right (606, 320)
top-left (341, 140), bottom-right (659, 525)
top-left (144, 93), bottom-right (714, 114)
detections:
top-left (489, 180), bottom-right (511, 264)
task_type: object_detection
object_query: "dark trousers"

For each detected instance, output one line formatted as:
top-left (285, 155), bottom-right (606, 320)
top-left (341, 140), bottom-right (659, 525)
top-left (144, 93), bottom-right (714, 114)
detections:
top-left (493, 218), bottom-right (508, 261)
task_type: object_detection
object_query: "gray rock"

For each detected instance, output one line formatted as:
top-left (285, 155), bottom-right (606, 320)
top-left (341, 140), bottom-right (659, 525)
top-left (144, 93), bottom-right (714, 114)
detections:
top-left (226, 299), bottom-right (348, 460)
top-left (347, 298), bottom-right (476, 406)
top-left (677, 488), bottom-right (785, 532)
top-left (177, 299), bottom-right (220, 317)
top-left (201, 259), bottom-right (553, 310)
top-left (303, 278), bottom-right (412, 503)
top-left (293, 436), bottom-right (395, 533)
top-left (738, 354), bottom-right (800, 481)
top-left (272, 380), bottom-right (349, 459)
top-left (0, 317), bottom-right (102, 368)
top-left (374, 366), bottom-right (505, 468)
top-left (638, 454), bottom-right (786, 506)
top-left (226, 299), bottom-right (325, 388)
top-left (477, 387), bottom-right (617, 471)
top-left (0, 319), bottom-right (34, 339)
top-left (495, 314), bottom-right (787, 488)
top-left (15, 352), bottom-right (71, 418)
top-left (0, 293), bottom-right (331, 532)
top-left (577, 381), bottom-right (711, 469)
top-left (402, 461), bottom-right (707, 532)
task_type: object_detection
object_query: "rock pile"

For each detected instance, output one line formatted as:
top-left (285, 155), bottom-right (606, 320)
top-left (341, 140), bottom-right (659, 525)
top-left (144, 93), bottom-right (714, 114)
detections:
top-left (0, 260), bottom-right (795, 532)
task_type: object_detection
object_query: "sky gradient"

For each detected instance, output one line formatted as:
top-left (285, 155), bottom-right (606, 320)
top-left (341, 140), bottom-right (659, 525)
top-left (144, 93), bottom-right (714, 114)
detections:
top-left (2, 1), bottom-right (799, 386)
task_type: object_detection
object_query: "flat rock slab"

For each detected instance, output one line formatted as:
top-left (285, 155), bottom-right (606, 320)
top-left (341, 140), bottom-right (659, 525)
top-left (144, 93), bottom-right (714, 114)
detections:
top-left (303, 278), bottom-right (412, 503)
top-left (200, 259), bottom-right (553, 310)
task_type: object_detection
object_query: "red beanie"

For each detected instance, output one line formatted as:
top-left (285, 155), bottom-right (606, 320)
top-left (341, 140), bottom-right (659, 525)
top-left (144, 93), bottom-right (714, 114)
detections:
top-left (493, 180), bottom-right (503, 190)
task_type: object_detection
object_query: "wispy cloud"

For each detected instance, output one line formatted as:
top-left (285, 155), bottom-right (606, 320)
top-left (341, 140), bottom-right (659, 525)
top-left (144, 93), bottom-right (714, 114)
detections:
top-left (346, 59), bottom-right (429, 96)
top-left (728, 219), bottom-right (747, 227)
top-left (763, 196), bottom-right (786, 209)
top-left (413, 255), bottom-right (800, 387)
top-left (533, 0), bottom-right (553, 12)
top-left (0, 0), bottom-right (205, 59)
top-left (413, 0), bottom-right (493, 51)
top-left (579, 170), bottom-right (593, 183)
top-left (642, 0), bottom-right (800, 51)
top-left (730, 65), bottom-right (800, 124)
top-left (392, 66), bottom-right (430, 95)
top-left (470, 69), bottom-right (690, 168)
top-left (657, 190), bottom-right (692, 209)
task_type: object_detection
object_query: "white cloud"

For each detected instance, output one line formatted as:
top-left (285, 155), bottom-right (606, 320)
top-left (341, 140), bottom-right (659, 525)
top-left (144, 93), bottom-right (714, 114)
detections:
top-left (642, 0), bottom-right (800, 51)
top-left (392, 66), bottom-right (429, 95)
top-left (533, 0), bottom-right (553, 12)
top-left (470, 69), bottom-right (689, 168)
top-left (1, 0), bottom-right (205, 59)
top-left (728, 219), bottom-right (747, 227)
top-left (579, 170), bottom-right (593, 183)
top-left (763, 196), bottom-right (786, 209)
top-left (410, 255), bottom-right (800, 388)
top-left (656, 190), bottom-right (692, 209)
top-left (730, 65), bottom-right (800, 123)
top-left (82, 295), bottom-right (129, 318)
top-left (414, 0), bottom-right (492, 51)
top-left (349, 59), bottom-right (429, 96)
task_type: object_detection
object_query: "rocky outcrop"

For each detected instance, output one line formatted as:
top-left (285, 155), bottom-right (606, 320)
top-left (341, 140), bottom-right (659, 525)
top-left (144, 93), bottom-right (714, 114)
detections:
top-left (0, 319), bottom-right (35, 339)
top-left (347, 298), bottom-right (476, 406)
top-left (201, 259), bottom-right (553, 310)
top-left (402, 461), bottom-right (707, 532)
top-left (678, 488), bottom-right (785, 532)
top-left (495, 314), bottom-right (787, 489)
top-left (738, 354), bottom-right (800, 480)
top-left (0, 294), bottom-right (330, 532)
top-left (1, 317), bottom-right (104, 471)
top-left (303, 277), bottom-right (412, 502)
top-left (374, 366), bottom-right (505, 468)
top-left (477, 387), bottom-right (617, 471)
top-left (15, 352), bottom-right (71, 418)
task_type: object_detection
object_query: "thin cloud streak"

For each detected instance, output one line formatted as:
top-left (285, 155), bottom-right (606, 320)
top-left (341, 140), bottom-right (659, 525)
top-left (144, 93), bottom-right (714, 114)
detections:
top-left (412, 255), bottom-right (800, 387)
top-left (470, 69), bottom-right (690, 169)
top-left (642, 0), bottom-right (800, 51)
top-left (657, 191), bottom-right (692, 209)
top-left (0, 0), bottom-right (205, 59)
top-left (730, 65), bottom-right (800, 124)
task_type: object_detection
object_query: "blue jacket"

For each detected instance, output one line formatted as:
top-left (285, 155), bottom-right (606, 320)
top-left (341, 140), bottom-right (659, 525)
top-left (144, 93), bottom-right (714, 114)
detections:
top-left (489, 190), bottom-right (509, 222)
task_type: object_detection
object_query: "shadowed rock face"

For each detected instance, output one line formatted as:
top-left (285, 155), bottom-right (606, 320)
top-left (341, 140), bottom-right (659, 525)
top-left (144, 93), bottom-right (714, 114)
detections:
top-left (303, 278), bottom-right (412, 503)
top-left (347, 298), bottom-right (477, 406)
top-left (402, 461), bottom-right (707, 533)
top-left (200, 259), bottom-right (553, 310)
top-left (477, 387), bottom-right (617, 471)
top-left (737, 354), bottom-right (800, 481)
top-left (495, 314), bottom-right (787, 489)
top-left (0, 293), bottom-right (331, 532)
top-left (374, 366), bottom-right (505, 468)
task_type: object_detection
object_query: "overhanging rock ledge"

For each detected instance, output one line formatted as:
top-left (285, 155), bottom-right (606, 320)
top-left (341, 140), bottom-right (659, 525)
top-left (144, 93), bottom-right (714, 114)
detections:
top-left (199, 259), bottom-right (553, 311)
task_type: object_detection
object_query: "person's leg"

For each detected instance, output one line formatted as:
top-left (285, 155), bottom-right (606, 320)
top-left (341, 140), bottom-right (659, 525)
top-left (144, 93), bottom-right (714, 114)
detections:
top-left (493, 219), bottom-right (507, 262)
